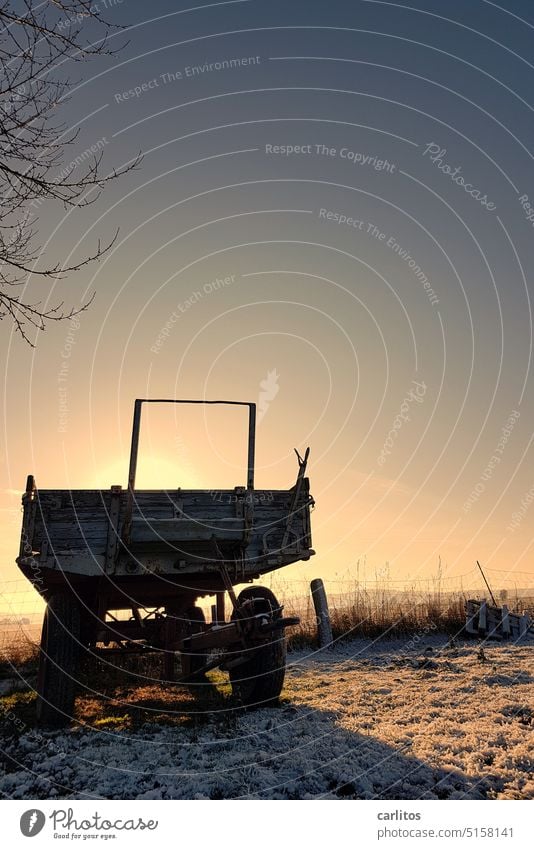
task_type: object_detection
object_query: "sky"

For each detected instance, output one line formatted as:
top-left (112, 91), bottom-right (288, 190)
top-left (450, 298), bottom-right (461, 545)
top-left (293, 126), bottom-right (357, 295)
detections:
top-left (2, 0), bottom-right (534, 616)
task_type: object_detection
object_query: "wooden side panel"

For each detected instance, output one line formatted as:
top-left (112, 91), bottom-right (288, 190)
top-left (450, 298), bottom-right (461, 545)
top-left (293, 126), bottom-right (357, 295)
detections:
top-left (26, 481), bottom-right (314, 575)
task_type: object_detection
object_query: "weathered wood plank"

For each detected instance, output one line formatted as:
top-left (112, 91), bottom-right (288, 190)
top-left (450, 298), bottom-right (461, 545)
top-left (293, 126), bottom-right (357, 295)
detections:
top-left (25, 483), bottom-right (313, 578)
top-left (519, 613), bottom-right (530, 639)
top-left (465, 600), bottom-right (479, 635)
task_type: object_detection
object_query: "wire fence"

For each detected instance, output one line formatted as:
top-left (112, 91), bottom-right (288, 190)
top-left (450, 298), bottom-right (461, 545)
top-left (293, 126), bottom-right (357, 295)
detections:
top-left (2, 564), bottom-right (534, 658)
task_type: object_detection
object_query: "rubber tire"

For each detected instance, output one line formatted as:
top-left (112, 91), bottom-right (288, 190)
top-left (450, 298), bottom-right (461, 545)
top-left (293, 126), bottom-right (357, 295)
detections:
top-left (229, 586), bottom-right (287, 707)
top-left (36, 593), bottom-right (81, 728)
top-left (180, 606), bottom-right (208, 678)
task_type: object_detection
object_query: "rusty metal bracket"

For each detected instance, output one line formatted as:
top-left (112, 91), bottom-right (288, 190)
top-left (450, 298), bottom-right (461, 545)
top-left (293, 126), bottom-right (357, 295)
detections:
top-left (210, 535), bottom-right (240, 612)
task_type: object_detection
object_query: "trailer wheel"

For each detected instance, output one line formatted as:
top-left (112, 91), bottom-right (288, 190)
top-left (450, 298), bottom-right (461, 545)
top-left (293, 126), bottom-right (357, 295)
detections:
top-left (229, 586), bottom-right (286, 707)
top-left (36, 593), bottom-right (80, 728)
top-left (180, 606), bottom-right (208, 679)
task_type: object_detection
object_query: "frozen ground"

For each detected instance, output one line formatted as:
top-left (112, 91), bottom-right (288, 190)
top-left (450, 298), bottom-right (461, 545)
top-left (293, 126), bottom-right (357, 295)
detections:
top-left (0, 635), bottom-right (532, 799)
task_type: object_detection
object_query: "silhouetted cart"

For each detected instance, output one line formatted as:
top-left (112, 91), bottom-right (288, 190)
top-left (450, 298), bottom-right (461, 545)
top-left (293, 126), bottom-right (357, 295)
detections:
top-left (17, 399), bottom-right (314, 726)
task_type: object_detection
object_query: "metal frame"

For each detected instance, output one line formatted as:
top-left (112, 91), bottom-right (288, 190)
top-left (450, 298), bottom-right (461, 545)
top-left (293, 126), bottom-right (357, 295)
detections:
top-left (122, 398), bottom-right (257, 544)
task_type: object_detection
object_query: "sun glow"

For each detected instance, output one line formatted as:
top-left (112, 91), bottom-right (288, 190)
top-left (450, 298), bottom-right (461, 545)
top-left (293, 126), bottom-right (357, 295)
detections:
top-left (89, 455), bottom-right (201, 491)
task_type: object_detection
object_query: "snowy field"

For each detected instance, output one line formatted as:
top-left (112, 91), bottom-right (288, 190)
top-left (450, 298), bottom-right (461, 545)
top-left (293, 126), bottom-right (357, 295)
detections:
top-left (0, 635), bottom-right (532, 799)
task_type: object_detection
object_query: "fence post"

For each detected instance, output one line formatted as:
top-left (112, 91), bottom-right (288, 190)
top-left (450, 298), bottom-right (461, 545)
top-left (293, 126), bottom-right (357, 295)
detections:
top-left (520, 612), bottom-right (530, 639)
top-left (310, 578), bottom-right (333, 649)
top-left (501, 605), bottom-right (510, 638)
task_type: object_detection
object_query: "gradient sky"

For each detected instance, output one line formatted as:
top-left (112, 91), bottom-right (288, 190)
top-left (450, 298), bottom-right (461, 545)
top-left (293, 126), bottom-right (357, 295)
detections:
top-left (2, 0), bottom-right (534, 615)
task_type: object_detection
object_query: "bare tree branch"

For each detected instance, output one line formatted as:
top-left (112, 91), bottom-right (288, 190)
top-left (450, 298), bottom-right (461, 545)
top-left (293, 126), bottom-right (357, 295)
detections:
top-left (0, 0), bottom-right (141, 344)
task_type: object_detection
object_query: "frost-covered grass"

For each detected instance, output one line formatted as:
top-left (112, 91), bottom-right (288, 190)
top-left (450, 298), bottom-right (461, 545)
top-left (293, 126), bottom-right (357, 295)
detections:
top-left (279, 584), bottom-right (534, 647)
top-left (0, 635), bottom-right (38, 674)
top-left (2, 588), bottom-right (531, 657)
top-left (0, 635), bottom-right (532, 800)
top-left (284, 588), bottom-right (467, 646)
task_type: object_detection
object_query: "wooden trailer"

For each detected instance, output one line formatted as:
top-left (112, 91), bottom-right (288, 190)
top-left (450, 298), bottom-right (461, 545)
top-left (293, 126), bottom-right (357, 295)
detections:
top-left (17, 399), bottom-right (315, 726)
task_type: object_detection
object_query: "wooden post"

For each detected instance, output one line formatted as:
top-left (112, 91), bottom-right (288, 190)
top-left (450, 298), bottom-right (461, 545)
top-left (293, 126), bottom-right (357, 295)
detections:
top-left (520, 612), bottom-right (530, 639)
top-left (310, 578), bottom-right (333, 648)
top-left (501, 605), bottom-right (510, 638)
top-left (104, 485), bottom-right (122, 573)
top-left (478, 600), bottom-right (487, 636)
